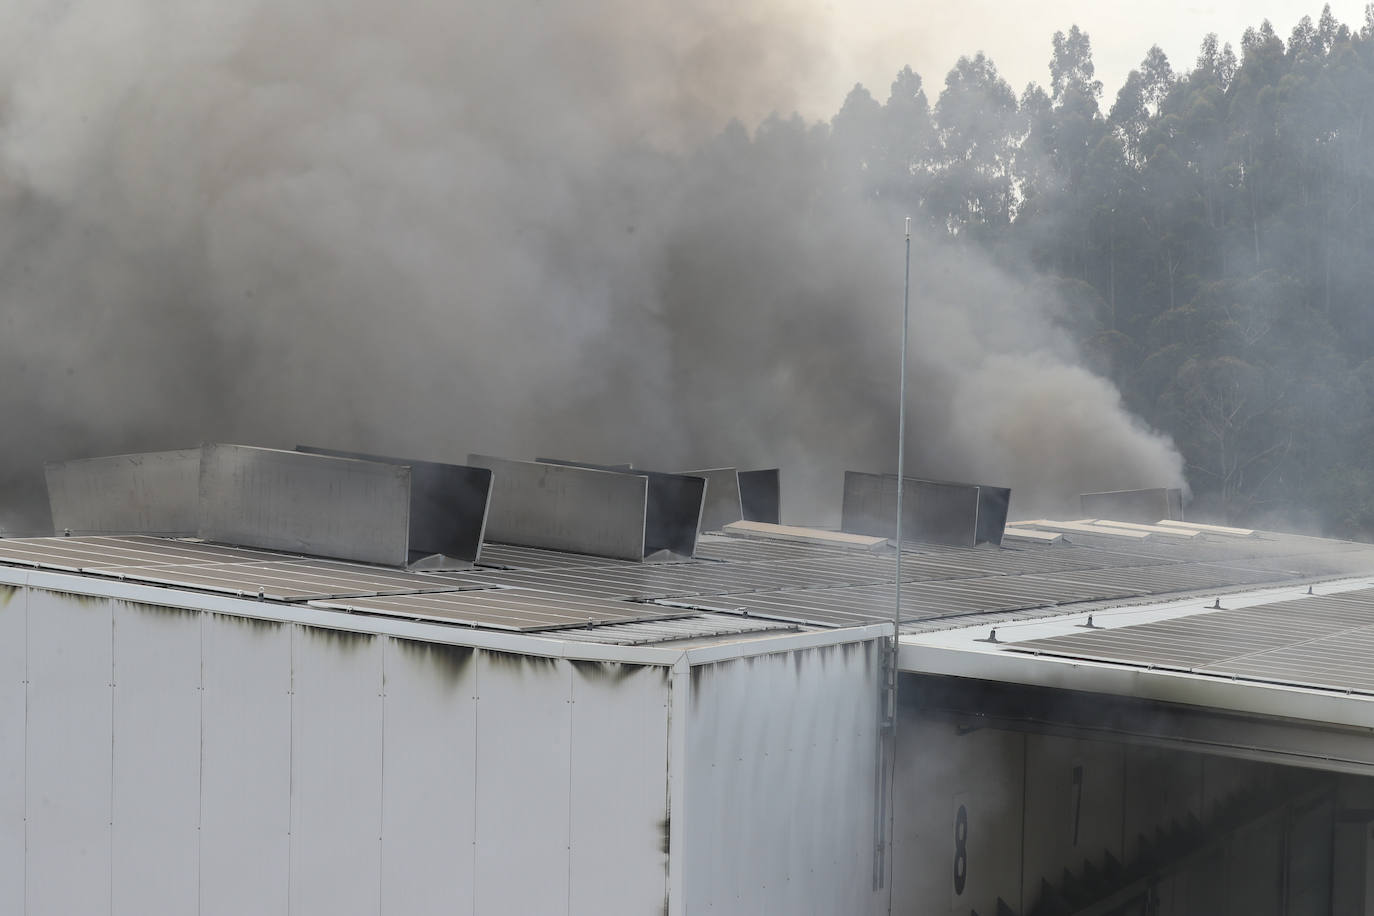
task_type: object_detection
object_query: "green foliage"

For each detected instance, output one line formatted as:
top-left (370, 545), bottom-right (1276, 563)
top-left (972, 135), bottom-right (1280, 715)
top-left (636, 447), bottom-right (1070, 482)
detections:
top-left (813, 7), bottom-right (1374, 532)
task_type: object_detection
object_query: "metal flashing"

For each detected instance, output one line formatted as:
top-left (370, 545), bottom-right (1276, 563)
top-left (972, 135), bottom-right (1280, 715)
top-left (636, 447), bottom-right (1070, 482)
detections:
top-left (535, 458), bottom-right (636, 472)
top-left (1156, 520), bottom-right (1257, 537)
top-left (1009, 519), bottom-right (1152, 540)
top-left (45, 449), bottom-right (202, 536)
top-left (737, 469), bottom-right (781, 524)
top-left (841, 471), bottom-right (994, 548)
top-left (1001, 528), bottom-right (1064, 545)
top-left (638, 471), bottom-right (705, 557)
top-left (296, 446), bottom-right (492, 566)
top-left (525, 458), bottom-right (706, 558)
top-left (199, 444), bottom-right (412, 566)
top-left (468, 455), bottom-right (649, 561)
top-left (1089, 519), bottom-right (1199, 538)
top-left (1080, 487), bottom-right (1184, 524)
top-left (681, 468), bottom-right (744, 532)
top-left (974, 485), bottom-right (1012, 546)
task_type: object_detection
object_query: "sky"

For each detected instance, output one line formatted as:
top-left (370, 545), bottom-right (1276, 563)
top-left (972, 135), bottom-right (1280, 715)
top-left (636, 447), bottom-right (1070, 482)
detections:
top-left (787, 1), bottom-right (1370, 119)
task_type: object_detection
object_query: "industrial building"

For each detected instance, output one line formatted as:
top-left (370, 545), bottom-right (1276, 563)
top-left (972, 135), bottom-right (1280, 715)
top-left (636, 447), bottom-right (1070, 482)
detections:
top-left (5, 445), bottom-right (1374, 914)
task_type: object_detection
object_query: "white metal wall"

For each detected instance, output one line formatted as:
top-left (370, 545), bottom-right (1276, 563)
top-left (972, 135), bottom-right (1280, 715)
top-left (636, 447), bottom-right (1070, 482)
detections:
top-left (681, 638), bottom-right (887, 916)
top-left (201, 612), bottom-right (292, 916)
top-left (0, 583), bottom-right (25, 916)
top-left (1, 584), bottom-right (672, 916)
top-left (27, 587), bottom-right (112, 916)
top-left (112, 601), bottom-right (202, 916)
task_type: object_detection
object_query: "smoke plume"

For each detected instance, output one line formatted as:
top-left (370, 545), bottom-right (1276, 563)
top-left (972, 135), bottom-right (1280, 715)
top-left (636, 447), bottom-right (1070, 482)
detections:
top-left (0, 0), bottom-right (1182, 533)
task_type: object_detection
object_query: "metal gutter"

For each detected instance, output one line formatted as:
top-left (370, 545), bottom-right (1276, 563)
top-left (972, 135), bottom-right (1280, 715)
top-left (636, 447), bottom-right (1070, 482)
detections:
top-left (900, 640), bottom-right (1374, 730)
top-left (0, 563), bottom-right (889, 669)
top-left (900, 578), bottom-right (1374, 729)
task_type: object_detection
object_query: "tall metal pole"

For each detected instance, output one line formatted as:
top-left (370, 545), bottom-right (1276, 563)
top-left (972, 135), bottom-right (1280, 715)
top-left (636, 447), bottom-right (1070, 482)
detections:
top-left (896, 216), bottom-right (910, 633)
top-left (882, 217), bottom-right (912, 910)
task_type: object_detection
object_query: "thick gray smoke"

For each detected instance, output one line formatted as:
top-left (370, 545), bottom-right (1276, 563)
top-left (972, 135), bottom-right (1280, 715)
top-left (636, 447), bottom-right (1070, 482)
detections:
top-left (0, 0), bottom-right (1182, 533)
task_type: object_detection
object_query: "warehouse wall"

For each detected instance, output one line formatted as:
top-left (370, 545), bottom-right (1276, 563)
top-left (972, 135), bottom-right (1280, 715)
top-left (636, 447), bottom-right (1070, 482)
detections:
top-left (680, 637), bottom-right (888, 916)
top-left (891, 703), bottom-right (1317, 915)
top-left (1, 584), bottom-right (672, 916)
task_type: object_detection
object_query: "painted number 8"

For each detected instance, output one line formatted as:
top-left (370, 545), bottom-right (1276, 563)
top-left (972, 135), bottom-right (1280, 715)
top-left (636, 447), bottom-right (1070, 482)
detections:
top-left (953, 804), bottom-right (968, 895)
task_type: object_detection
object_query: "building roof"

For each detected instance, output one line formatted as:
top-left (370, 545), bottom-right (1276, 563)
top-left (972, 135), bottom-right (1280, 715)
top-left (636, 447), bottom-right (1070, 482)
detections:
top-left (3, 520), bottom-right (1374, 649)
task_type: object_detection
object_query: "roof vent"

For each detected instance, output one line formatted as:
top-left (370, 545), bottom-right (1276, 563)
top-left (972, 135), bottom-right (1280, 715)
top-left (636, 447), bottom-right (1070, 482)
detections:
top-left (1080, 488), bottom-right (1183, 524)
top-left (46, 444), bottom-right (491, 569)
top-left (468, 455), bottom-right (705, 560)
top-left (840, 471), bottom-right (1010, 548)
top-left (738, 469), bottom-right (782, 524)
top-left (678, 467), bottom-right (782, 531)
top-left (295, 446), bottom-right (492, 567)
top-left (681, 468), bottom-right (743, 532)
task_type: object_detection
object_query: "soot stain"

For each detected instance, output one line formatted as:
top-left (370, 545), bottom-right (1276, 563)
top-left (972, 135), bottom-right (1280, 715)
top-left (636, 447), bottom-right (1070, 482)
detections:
top-left (39, 588), bottom-right (103, 608)
top-left (303, 624), bottom-right (374, 651)
top-left (483, 647), bottom-right (558, 673)
top-left (212, 612), bottom-right (282, 633)
top-left (392, 638), bottom-right (474, 686)
top-left (571, 658), bottom-right (648, 684)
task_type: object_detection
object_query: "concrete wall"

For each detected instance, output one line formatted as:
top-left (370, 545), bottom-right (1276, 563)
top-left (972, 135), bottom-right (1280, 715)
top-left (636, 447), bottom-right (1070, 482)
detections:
top-left (1, 584), bottom-right (672, 916)
top-left (680, 638), bottom-right (888, 916)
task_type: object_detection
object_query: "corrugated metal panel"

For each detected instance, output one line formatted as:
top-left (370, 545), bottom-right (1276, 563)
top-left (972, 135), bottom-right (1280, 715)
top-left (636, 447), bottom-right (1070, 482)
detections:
top-left (111, 600), bottom-right (201, 916)
top-left (0, 583), bottom-right (23, 916)
top-left (555, 612), bottom-right (797, 645)
top-left (0, 533), bottom-right (289, 571)
top-left (200, 613), bottom-right (291, 916)
top-left (288, 626), bottom-right (384, 916)
top-left (1000, 588), bottom-right (1374, 696)
top-left (692, 533), bottom-right (851, 563)
top-left (108, 558), bottom-right (480, 602)
top-left (25, 588), bottom-right (112, 916)
top-left (464, 558), bottom-right (893, 601)
top-left (684, 640), bottom-right (886, 915)
top-left (379, 638), bottom-right (476, 916)
top-left (568, 662), bottom-right (670, 915)
top-left (1011, 592), bottom-right (1374, 693)
top-left (473, 653), bottom-right (573, 915)
top-left (310, 589), bottom-right (687, 631)
top-left (475, 542), bottom-right (641, 570)
top-left (0, 536), bottom-right (483, 601)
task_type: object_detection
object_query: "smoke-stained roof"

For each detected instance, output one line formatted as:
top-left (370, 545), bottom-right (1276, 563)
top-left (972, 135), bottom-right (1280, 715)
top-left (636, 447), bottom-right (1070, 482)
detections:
top-left (3, 523), bottom-right (1374, 644)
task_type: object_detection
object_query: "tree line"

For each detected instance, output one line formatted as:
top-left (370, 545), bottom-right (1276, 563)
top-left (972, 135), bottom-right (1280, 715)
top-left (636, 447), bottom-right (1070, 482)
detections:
top-left (749, 6), bottom-right (1374, 534)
